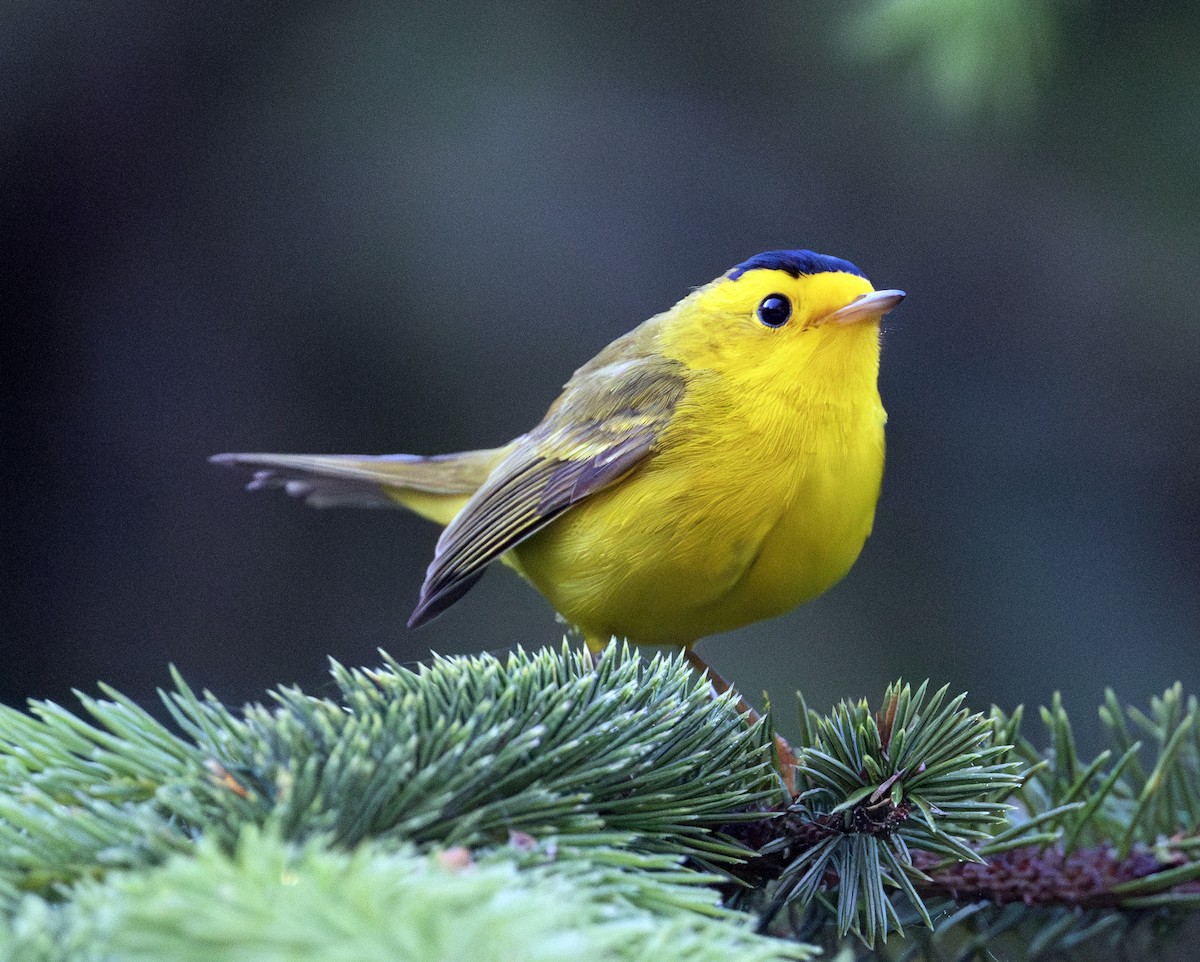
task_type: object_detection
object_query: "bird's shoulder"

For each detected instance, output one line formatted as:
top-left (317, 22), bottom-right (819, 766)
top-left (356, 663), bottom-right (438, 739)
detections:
top-left (539, 317), bottom-right (691, 443)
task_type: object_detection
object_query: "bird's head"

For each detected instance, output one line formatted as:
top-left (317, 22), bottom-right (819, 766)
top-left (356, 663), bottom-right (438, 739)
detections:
top-left (660, 249), bottom-right (904, 401)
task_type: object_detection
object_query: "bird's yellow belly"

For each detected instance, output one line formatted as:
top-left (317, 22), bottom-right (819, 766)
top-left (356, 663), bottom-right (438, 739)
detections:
top-left (512, 407), bottom-right (884, 648)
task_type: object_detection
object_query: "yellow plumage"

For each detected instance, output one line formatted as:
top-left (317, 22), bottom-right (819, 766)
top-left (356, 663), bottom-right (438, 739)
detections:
top-left (213, 250), bottom-right (903, 652)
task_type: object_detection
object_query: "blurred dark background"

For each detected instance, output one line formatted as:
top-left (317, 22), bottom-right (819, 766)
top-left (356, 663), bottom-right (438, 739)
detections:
top-left (3, 0), bottom-right (1198, 744)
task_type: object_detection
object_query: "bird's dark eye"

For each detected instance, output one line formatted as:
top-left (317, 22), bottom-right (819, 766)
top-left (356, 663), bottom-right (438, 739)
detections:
top-left (756, 293), bottom-right (792, 328)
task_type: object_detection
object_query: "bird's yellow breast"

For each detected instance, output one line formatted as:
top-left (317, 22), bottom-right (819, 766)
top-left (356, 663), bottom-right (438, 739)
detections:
top-left (512, 319), bottom-right (886, 648)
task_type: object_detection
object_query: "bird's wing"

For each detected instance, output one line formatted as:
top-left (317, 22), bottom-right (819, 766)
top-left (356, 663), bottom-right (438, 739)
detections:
top-left (407, 355), bottom-right (689, 627)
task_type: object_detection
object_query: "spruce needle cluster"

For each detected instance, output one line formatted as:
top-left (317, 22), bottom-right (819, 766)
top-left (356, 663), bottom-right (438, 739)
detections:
top-left (1, 645), bottom-right (1198, 961)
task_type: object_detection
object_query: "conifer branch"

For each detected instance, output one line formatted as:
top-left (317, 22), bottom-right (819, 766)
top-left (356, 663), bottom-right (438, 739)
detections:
top-left (726, 679), bottom-right (1200, 958)
top-left (912, 839), bottom-right (1200, 909)
top-left (1, 645), bottom-right (1199, 960)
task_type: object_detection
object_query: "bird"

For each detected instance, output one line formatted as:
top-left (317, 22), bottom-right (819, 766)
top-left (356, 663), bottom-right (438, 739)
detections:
top-left (213, 250), bottom-right (903, 665)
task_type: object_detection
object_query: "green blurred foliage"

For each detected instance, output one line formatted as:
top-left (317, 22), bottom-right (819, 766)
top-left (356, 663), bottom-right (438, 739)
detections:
top-left (850, 0), bottom-right (1065, 115)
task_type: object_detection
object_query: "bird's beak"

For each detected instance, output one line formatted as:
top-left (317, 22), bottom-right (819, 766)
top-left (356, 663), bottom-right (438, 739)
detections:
top-left (822, 289), bottom-right (906, 326)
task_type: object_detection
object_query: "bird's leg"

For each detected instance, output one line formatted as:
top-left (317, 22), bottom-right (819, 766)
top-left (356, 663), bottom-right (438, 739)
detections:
top-left (684, 649), bottom-right (797, 794)
top-left (683, 649), bottom-right (758, 717)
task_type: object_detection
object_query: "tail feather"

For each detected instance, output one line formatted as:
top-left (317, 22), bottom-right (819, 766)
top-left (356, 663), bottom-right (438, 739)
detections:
top-left (210, 448), bottom-right (512, 525)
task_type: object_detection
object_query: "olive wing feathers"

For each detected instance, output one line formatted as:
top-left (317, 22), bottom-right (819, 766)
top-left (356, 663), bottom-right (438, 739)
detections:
top-left (407, 355), bottom-right (687, 627)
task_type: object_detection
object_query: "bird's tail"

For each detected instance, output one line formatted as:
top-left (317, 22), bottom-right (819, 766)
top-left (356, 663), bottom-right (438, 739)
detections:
top-left (210, 446), bottom-right (514, 526)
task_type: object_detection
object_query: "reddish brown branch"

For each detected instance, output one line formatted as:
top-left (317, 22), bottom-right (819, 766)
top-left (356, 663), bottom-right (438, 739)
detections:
top-left (914, 844), bottom-right (1200, 910)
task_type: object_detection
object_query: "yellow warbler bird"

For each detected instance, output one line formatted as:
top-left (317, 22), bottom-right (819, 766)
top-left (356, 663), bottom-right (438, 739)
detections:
top-left (213, 250), bottom-right (903, 654)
